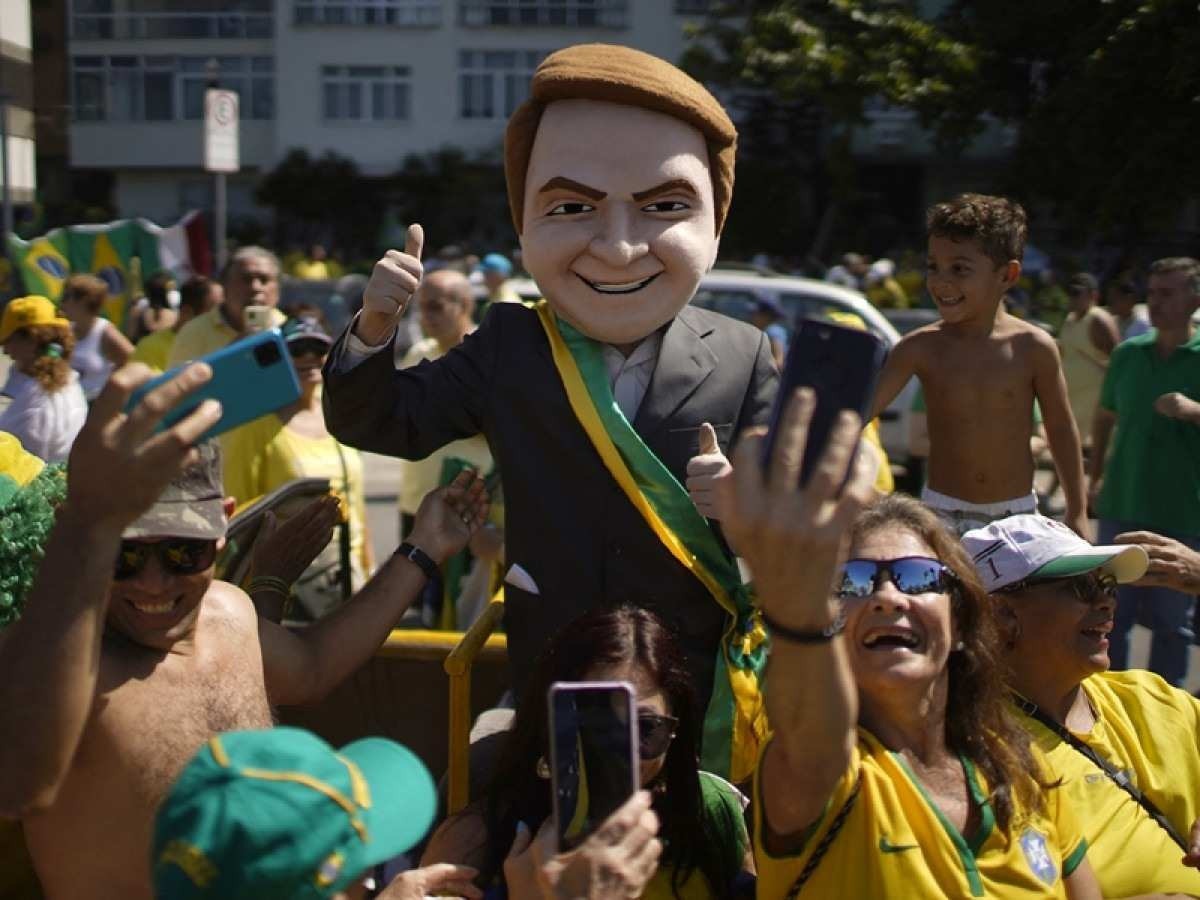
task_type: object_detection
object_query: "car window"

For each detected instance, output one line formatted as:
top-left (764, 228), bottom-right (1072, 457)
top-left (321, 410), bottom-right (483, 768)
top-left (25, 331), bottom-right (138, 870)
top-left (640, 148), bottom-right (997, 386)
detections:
top-left (775, 290), bottom-right (889, 342)
top-left (692, 288), bottom-right (759, 322)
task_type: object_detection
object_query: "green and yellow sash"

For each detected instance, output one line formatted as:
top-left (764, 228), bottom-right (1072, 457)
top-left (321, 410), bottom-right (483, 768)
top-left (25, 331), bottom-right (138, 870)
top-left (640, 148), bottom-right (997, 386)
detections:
top-left (535, 302), bottom-right (768, 782)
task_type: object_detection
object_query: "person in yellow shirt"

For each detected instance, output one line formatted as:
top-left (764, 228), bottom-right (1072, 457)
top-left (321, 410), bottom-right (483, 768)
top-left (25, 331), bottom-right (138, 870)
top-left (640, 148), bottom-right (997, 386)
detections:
top-left (292, 243), bottom-right (331, 281)
top-left (168, 247), bottom-right (285, 367)
top-left (130, 276), bottom-right (223, 373)
top-left (722, 392), bottom-right (1102, 899)
top-left (964, 514), bottom-right (1200, 898)
top-left (222, 316), bottom-right (372, 618)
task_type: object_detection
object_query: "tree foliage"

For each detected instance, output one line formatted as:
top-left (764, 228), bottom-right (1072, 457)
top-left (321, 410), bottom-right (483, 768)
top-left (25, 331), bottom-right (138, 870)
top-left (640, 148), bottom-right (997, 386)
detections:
top-left (686, 0), bottom-right (1200, 238)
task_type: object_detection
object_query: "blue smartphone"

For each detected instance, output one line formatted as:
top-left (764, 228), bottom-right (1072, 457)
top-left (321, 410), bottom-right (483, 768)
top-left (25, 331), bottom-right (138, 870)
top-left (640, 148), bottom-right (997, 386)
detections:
top-left (125, 328), bottom-right (301, 442)
top-left (761, 318), bottom-right (888, 486)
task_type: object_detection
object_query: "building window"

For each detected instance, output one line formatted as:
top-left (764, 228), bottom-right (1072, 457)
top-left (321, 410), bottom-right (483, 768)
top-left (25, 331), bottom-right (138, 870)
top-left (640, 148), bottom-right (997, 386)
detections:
top-left (458, 0), bottom-right (627, 28)
top-left (673, 0), bottom-right (749, 11)
top-left (458, 50), bottom-right (545, 120)
top-left (321, 66), bottom-right (412, 122)
top-left (71, 0), bottom-right (273, 40)
top-left (70, 55), bottom-right (275, 122)
top-left (294, 0), bottom-right (442, 26)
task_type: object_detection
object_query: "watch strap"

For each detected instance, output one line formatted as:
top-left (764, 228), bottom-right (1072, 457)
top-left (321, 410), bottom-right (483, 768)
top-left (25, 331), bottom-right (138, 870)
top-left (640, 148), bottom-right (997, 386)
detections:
top-left (395, 541), bottom-right (439, 581)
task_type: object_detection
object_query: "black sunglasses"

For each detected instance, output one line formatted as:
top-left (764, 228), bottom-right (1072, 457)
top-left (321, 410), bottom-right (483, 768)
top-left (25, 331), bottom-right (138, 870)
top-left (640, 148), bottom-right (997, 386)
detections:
top-left (837, 556), bottom-right (958, 600)
top-left (638, 713), bottom-right (679, 760)
top-left (287, 338), bottom-right (330, 358)
top-left (114, 539), bottom-right (218, 580)
top-left (998, 571), bottom-right (1117, 604)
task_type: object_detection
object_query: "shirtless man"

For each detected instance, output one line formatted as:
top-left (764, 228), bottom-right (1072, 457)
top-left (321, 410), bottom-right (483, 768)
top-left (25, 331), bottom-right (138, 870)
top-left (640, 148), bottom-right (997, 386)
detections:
top-left (0, 363), bottom-right (486, 900)
top-left (870, 193), bottom-right (1089, 537)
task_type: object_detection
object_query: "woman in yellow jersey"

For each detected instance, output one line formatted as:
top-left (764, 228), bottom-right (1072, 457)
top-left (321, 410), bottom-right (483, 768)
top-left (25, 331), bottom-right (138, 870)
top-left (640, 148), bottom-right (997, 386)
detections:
top-left (422, 605), bottom-right (755, 898)
top-left (222, 315), bottom-right (372, 616)
top-left (962, 514), bottom-right (1200, 898)
top-left (722, 389), bottom-right (1102, 899)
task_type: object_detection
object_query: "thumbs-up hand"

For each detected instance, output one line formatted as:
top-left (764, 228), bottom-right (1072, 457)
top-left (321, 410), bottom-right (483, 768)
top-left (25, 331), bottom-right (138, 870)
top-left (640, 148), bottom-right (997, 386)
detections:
top-left (356, 223), bottom-right (424, 346)
top-left (686, 422), bottom-right (733, 520)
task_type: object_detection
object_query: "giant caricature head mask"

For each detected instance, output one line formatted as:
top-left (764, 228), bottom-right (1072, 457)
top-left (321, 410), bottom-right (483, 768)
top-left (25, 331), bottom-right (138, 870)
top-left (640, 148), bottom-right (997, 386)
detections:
top-left (505, 44), bottom-right (736, 346)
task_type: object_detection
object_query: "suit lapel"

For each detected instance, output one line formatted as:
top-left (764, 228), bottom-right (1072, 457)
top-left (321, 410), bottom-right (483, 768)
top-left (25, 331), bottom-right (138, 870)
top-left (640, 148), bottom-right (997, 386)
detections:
top-left (634, 307), bottom-right (717, 438)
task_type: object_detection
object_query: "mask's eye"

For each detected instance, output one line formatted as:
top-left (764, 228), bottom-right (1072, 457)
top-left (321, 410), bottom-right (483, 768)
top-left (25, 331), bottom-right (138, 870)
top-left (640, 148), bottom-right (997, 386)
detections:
top-left (547, 202), bottom-right (594, 216)
top-left (643, 200), bottom-right (689, 213)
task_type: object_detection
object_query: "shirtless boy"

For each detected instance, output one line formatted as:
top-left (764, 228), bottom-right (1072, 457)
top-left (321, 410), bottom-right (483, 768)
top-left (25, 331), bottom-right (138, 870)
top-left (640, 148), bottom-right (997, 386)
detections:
top-left (0, 363), bottom-right (486, 900)
top-left (870, 194), bottom-right (1089, 537)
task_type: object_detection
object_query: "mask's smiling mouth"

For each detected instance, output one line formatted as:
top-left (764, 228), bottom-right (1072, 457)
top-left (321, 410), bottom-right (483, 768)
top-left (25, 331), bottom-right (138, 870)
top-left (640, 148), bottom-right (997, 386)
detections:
top-left (576, 273), bottom-right (661, 295)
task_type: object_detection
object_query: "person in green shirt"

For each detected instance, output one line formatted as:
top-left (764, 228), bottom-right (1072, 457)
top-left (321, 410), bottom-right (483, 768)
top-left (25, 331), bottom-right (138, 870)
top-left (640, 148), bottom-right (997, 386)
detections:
top-left (1090, 256), bottom-right (1200, 686)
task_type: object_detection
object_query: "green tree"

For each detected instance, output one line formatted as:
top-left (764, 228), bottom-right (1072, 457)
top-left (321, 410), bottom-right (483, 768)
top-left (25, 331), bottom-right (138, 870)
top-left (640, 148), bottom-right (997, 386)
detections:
top-left (686, 0), bottom-right (1200, 239)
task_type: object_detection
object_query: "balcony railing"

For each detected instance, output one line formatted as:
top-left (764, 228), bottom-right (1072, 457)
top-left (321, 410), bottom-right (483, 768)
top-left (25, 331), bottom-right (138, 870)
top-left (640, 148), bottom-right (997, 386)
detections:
top-left (72, 12), bottom-right (273, 40)
top-left (293, 2), bottom-right (443, 27)
top-left (459, 1), bottom-right (628, 28)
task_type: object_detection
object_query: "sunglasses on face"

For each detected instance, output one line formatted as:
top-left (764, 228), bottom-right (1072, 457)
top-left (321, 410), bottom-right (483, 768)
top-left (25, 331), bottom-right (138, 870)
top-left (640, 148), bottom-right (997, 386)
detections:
top-left (114, 539), bottom-right (218, 580)
top-left (999, 571), bottom-right (1117, 604)
top-left (638, 713), bottom-right (678, 760)
top-left (287, 339), bottom-right (329, 358)
top-left (837, 557), bottom-right (958, 600)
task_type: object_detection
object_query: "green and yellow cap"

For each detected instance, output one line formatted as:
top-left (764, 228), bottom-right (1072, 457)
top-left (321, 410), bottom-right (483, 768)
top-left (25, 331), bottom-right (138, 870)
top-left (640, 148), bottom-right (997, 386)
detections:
top-left (152, 727), bottom-right (436, 899)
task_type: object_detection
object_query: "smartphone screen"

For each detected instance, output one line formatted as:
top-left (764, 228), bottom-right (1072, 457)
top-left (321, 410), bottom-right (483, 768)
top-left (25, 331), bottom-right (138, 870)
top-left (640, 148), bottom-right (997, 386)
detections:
top-left (548, 681), bottom-right (638, 851)
top-left (760, 318), bottom-right (888, 486)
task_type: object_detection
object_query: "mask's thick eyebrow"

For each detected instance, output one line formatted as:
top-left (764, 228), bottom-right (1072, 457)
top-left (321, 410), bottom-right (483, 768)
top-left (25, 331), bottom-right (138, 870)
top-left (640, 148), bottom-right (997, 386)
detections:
top-left (537, 177), bottom-right (606, 201)
top-left (631, 179), bottom-right (699, 203)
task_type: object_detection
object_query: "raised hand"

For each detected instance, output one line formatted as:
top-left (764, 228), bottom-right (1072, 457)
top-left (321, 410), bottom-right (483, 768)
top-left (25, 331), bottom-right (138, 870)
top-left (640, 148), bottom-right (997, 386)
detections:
top-left (1114, 530), bottom-right (1200, 594)
top-left (65, 362), bottom-right (221, 534)
top-left (357, 223), bottom-right (424, 346)
top-left (376, 863), bottom-right (482, 899)
top-left (723, 388), bottom-right (876, 626)
top-left (686, 422), bottom-right (733, 520)
top-left (248, 494), bottom-right (342, 586)
top-left (407, 469), bottom-right (489, 564)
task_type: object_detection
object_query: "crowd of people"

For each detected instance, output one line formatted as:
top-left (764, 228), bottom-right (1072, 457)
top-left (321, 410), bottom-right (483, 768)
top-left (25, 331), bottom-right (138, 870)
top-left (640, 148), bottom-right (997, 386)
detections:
top-left (0, 41), bottom-right (1198, 900)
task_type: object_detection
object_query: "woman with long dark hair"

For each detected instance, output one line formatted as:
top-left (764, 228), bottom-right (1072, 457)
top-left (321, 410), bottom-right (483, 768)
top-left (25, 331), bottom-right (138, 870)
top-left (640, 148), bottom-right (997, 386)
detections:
top-left (423, 605), bottom-right (753, 898)
top-left (725, 390), bottom-right (1102, 898)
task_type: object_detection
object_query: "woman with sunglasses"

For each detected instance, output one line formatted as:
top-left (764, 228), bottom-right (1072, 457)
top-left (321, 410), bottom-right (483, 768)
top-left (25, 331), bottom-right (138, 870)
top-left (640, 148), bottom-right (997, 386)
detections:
top-left (962, 515), bottom-right (1200, 898)
top-left (723, 389), bottom-right (1102, 898)
top-left (422, 604), bottom-right (754, 898)
top-left (222, 312), bottom-right (373, 616)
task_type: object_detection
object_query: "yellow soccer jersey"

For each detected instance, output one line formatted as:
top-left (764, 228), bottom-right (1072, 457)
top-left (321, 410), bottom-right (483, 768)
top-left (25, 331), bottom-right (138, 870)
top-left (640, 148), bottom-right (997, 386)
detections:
top-left (754, 728), bottom-right (1087, 898)
top-left (1018, 669), bottom-right (1200, 898)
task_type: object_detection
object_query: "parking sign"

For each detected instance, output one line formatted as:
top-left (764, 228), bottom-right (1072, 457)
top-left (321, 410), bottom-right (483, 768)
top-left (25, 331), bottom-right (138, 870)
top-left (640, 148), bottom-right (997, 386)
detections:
top-left (204, 89), bottom-right (239, 173)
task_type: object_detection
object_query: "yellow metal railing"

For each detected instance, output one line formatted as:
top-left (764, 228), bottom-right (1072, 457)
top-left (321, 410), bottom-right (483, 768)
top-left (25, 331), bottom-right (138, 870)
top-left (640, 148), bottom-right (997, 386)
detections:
top-left (443, 599), bottom-right (506, 814)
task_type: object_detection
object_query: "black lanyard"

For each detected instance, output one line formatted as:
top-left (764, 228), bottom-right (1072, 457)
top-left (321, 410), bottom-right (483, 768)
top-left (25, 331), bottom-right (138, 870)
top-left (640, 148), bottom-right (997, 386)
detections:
top-left (1011, 693), bottom-right (1189, 852)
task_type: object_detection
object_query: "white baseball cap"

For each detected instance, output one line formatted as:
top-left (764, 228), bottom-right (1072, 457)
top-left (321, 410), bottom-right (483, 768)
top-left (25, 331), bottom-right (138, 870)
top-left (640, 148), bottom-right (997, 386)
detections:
top-left (962, 514), bottom-right (1148, 593)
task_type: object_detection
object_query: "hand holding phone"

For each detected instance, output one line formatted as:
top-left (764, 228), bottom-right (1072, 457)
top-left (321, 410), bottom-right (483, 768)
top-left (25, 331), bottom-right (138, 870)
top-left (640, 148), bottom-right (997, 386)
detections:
top-left (549, 681), bottom-right (638, 852)
top-left (760, 319), bottom-right (887, 486)
top-left (124, 329), bottom-right (301, 443)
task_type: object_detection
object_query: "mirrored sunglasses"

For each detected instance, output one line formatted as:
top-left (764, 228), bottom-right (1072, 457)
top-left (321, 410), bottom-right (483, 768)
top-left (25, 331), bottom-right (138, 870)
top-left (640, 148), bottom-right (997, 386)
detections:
top-left (114, 539), bottom-right (218, 580)
top-left (638, 713), bottom-right (679, 760)
top-left (837, 556), bottom-right (958, 600)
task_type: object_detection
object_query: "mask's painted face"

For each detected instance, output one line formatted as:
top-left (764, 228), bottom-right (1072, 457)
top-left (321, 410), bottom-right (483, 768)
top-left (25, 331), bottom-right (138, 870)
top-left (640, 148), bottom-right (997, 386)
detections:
top-left (520, 99), bottom-right (720, 345)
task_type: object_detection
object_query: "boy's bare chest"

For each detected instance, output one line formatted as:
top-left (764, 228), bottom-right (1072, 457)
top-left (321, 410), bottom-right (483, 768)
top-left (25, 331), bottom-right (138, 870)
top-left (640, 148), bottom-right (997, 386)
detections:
top-left (921, 338), bottom-right (1033, 409)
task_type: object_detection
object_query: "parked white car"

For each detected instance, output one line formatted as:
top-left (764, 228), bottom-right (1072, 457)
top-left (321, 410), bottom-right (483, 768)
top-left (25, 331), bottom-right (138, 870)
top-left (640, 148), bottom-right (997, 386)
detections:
top-left (689, 270), bottom-right (918, 469)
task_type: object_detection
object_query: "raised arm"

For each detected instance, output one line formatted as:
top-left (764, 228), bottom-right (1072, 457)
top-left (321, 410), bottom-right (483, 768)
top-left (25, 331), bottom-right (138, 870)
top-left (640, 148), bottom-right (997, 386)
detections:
top-left (259, 470), bottom-right (487, 706)
top-left (1031, 333), bottom-right (1089, 538)
top-left (723, 389), bottom-right (875, 837)
top-left (869, 333), bottom-right (920, 421)
top-left (0, 364), bottom-right (220, 816)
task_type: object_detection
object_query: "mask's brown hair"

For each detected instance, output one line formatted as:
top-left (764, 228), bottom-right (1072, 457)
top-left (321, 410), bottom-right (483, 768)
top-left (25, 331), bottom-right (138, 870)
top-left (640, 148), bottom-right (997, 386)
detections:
top-left (926, 193), bottom-right (1028, 269)
top-left (850, 493), bottom-right (1052, 832)
top-left (504, 43), bottom-right (736, 236)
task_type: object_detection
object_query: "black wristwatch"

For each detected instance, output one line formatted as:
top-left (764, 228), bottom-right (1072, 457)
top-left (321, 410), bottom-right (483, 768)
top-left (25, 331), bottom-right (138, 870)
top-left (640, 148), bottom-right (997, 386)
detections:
top-left (395, 542), bottom-right (439, 581)
top-left (761, 607), bottom-right (847, 644)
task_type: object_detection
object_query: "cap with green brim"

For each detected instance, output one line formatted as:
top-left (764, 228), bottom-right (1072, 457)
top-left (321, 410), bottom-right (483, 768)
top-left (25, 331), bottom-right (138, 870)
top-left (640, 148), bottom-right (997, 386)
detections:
top-left (961, 513), bottom-right (1148, 594)
top-left (152, 727), bottom-right (436, 899)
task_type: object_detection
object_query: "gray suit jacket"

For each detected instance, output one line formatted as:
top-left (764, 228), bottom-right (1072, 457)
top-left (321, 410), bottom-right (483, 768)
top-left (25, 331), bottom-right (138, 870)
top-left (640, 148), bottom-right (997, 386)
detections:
top-left (323, 302), bottom-right (778, 706)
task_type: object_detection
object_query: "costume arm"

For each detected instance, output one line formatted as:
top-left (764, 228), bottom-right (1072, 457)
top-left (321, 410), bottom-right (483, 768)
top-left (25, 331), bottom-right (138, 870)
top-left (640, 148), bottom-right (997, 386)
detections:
top-left (735, 329), bottom-right (780, 434)
top-left (322, 309), bottom-right (499, 459)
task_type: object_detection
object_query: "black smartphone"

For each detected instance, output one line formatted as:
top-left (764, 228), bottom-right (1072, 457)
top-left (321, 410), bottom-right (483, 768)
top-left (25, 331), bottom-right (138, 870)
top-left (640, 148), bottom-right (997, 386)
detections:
top-left (548, 681), bottom-right (638, 851)
top-left (760, 318), bottom-right (888, 485)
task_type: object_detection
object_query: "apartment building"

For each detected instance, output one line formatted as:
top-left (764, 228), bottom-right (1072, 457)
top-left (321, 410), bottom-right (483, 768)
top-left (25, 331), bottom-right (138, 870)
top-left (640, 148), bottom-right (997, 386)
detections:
top-left (65, 0), bottom-right (722, 226)
top-left (1, 1), bottom-right (36, 212)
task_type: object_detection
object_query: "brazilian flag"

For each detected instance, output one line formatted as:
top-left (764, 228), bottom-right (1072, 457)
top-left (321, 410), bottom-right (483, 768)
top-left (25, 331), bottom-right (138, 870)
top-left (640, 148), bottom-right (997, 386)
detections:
top-left (6, 229), bottom-right (71, 300)
top-left (68, 221), bottom-right (139, 327)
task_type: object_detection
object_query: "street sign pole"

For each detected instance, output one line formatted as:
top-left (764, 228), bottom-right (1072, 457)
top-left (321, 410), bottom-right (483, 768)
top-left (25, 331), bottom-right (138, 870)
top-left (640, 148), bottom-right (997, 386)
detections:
top-left (204, 86), bottom-right (240, 272)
